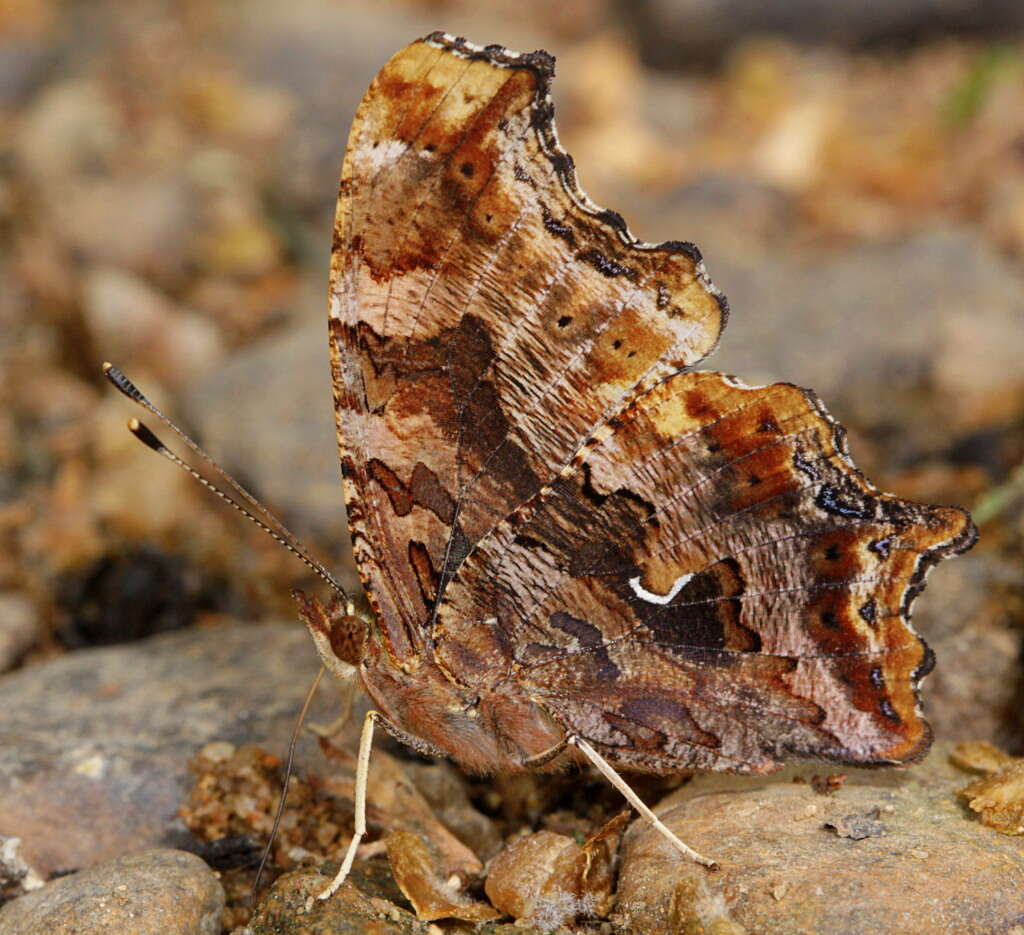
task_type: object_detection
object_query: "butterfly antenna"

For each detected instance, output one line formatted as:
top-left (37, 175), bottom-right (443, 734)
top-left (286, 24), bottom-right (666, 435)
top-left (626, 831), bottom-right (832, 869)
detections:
top-left (103, 362), bottom-right (349, 601)
top-left (251, 665), bottom-right (326, 902)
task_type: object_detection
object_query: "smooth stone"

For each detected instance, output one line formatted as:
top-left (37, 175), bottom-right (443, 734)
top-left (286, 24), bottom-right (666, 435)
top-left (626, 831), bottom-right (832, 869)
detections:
top-left (0, 621), bottom-right (328, 880)
top-left (919, 552), bottom-right (1024, 751)
top-left (0, 848), bottom-right (224, 935)
top-left (616, 745), bottom-right (1024, 934)
top-left (183, 321), bottom-right (354, 564)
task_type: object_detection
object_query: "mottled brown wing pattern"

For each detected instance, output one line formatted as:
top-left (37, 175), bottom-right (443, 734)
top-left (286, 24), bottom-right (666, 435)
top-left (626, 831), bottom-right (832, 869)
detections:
top-left (330, 33), bottom-right (976, 777)
top-left (434, 372), bottom-right (975, 773)
top-left (329, 35), bottom-right (725, 663)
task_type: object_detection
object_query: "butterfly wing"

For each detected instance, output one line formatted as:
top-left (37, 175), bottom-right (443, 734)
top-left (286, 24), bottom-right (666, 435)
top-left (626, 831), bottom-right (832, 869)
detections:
top-left (330, 34), bottom-right (725, 661)
top-left (434, 372), bottom-right (976, 772)
top-left (333, 34), bottom-right (975, 774)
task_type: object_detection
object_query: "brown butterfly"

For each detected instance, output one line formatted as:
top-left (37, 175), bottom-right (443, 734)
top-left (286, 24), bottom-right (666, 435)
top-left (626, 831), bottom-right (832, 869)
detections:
top-left (282, 31), bottom-right (979, 899)
top-left (107, 31), bottom-right (977, 903)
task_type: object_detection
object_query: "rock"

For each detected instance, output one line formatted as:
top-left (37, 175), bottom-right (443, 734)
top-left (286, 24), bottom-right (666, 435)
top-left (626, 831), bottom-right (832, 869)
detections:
top-left (696, 227), bottom-right (1024, 454)
top-left (14, 78), bottom-right (199, 281)
top-left (632, 172), bottom-right (796, 270)
top-left (918, 551), bottom-right (1023, 750)
top-left (249, 864), bottom-right (430, 935)
top-left (0, 836), bottom-right (45, 896)
top-left (13, 79), bottom-right (121, 184)
top-left (0, 848), bottom-right (224, 935)
top-left (0, 621), bottom-right (331, 881)
top-left (484, 813), bottom-right (626, 932)
top-left (84, 267), bottom-right (224, 389)
top-left (622, 0), bottom-right (1024, 69)
top-left (0, 26), bottom-right (60, 109)
top-left (615, 745), bottom-right (1024, 934)
top-left (0, 592), bottom-right (37, 672)
top-left (184, 321), bottom-right (349, 553)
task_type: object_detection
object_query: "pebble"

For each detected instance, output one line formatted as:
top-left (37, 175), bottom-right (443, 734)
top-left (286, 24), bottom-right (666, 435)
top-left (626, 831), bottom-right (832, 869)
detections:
top-left (616, 745), bottom-right (1024, 934)
top-left (0, 848), bottom-right (224, 935)
top-left (0, 621), bottom-right (327, 881)
top-left (0, 592), bottom-right (37, 672)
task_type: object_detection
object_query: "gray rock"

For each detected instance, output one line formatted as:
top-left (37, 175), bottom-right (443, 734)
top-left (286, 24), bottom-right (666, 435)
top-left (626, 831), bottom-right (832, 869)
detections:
top-left (615, 745), bottom-right (1024, 935)
top-left (183, 321), bottom-right (352, 567)
top-left (622, 0), bottom-right (1024, 69)
top-left (616, 182), bottom-right (1024, 461)
top-left (0, 621), bottom-right (330, 880)
top-left (0, 848), bottom-right (224, 935)
top-left (0, 35), bottom-right (59, 108)
top-left (697, 226), bottom-right (1024, 458)
top-left (631, 171), bottom-right (796, 267)
top-left (921, 551), bottom-right (1024, 751)
top-left (0, 592), bottom-right (37, 672)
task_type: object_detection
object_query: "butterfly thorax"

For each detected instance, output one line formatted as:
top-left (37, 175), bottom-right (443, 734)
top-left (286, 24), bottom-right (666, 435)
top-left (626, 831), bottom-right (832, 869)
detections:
top-left (358, 626), bottom-right (568, 775)
top-left (293, 589), bottom-right (567, 774)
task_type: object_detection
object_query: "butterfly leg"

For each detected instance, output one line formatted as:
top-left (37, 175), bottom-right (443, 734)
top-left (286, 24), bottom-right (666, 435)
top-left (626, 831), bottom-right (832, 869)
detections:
top-left (567, 735), bottom-right (719, 870)
top-left (306, 670), bottom-right (358, 739)
top-left (521, 736), bottom-right (569, 769)
top-left (315, 708), bottom-right (379, 902)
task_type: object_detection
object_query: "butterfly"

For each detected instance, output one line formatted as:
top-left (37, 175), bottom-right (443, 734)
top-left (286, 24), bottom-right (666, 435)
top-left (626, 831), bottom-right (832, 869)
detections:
top-left (282, 30), bottom-right (982, 900)
top-left (112, 31), bottom-right (977, 903)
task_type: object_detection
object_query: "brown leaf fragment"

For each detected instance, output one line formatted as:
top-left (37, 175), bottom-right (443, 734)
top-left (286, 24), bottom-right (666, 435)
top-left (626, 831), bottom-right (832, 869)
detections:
top-left (484, 811), bottom-right (628, 931)
top-left (958, 761), bottom-right (1024, 836)
top-left (823, 808), bottom-right (886, 840)
top-left (950, 740), bottom-right (1016, 775)
top-left (321, 739), bottom-right (482, 879)
top-left (577, 810), bottom-right (630, 916)
top-left (385, 829), bottom-right (500, 923)
top-left (402, 760), bottom-right (503, 860)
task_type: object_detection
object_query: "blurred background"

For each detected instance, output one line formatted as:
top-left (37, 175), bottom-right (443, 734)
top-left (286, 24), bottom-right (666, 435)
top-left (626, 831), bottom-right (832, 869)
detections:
top-left (2, 0), bottom-right (1023, 752)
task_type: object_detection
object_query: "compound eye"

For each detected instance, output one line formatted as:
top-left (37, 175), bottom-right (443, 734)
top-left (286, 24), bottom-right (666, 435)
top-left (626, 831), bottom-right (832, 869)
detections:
top-left (330, 614), bottom-right (366, 666)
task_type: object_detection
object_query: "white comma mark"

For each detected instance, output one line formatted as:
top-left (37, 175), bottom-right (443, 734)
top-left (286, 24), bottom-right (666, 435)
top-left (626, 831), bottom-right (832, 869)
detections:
top-left (628, 571), bottom-right (695, 605)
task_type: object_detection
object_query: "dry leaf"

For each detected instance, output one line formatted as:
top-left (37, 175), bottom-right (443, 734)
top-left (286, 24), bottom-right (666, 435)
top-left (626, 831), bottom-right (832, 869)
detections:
top-left (958, 761), bottom-right (1024, 836)
top-left (321, 740), bottom-right (481, 879)
top-left (385, 829), bottom-right (500, 922)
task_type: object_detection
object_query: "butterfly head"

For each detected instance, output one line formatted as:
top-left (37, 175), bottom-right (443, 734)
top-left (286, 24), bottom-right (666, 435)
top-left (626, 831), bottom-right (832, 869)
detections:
top-left (291, 588), bottom-right (367, 680)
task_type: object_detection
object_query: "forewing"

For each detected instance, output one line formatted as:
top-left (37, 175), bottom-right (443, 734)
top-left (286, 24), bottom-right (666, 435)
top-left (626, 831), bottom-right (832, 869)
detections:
top-left (330, 34), bottom-right (725, 659)
top-left (434, 372), bottom-right (976, 773)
